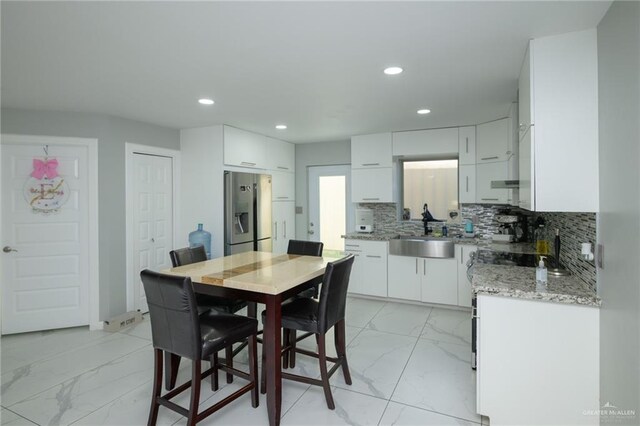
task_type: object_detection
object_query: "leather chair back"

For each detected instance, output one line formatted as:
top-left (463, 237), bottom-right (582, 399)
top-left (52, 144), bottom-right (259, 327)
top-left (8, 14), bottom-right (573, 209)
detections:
top-left (317, 254), bottom-right (354, 333)
top-left (287, 240), bottom-right (324, 257)
top-left (140, 269), bottom-right (202, 360)
top-left (170, 245), bottom-right (207, 267)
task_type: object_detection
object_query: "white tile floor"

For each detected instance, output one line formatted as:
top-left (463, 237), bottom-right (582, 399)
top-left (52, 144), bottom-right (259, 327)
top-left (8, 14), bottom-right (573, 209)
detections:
top-left (1, 297), bottom-right (487, 426)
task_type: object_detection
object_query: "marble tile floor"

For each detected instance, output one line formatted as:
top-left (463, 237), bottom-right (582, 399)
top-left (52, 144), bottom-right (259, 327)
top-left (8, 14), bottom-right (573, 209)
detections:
top-left (1, 298), bottom-right (489, 426)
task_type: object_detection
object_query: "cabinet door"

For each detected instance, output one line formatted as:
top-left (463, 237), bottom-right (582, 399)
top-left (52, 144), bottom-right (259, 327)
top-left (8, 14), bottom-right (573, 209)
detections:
top-left (476, 119), bottom-right (510, 163)
top-left (456, 245), bottom-right (476, 307)
top-left (352, 168), bottom-right (393, 203)
top-left (351, 133), bottom-right (392, 168)
top-left (476, 162), bottom-right (509, 204)
top-left (345, 240), bottom-right (387, 297)
top-left (458, 126), bottom-right (476, 165)
top-left (272, 201), bottom-right (296, 254)
top-left (518, 126), bottom-right (534, 211)
top-left (265, 137), bottom-right (295, 172)
top-left (271, 170), bottom-right (295, 201)
top-left (518, 44), bottom-right (532, 140)
top-left (393, 128), bottom-right (459, 157)
top-left (421, 258), bottom-right (458, 306)
top-left (387, 255), bottom-right (421, 301)
top-left (459, 164), bottom-right (476, 204)
top-left (360, 252), bottom-right (388, 297)
top-left (223, 126), bottom-right (266, 168)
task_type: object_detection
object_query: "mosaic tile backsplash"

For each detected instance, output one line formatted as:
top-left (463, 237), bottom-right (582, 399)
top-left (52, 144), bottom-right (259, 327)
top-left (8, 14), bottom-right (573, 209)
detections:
top-left (357, 203), bottom-right (597, 291)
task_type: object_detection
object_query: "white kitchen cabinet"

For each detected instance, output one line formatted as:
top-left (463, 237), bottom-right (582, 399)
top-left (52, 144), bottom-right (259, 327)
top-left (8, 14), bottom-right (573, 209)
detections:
top-left (351, 133), bottom-right (392, 168)
top-left (421, 258), bottom-right (458, 306)
top-left (517, 29), bottom-right (598, 212)
top-left (272, 201), bottom-right (295, 254)
top-left (459, 164), bottom-right (476, 204)
top-left (476, 118), bottom-right (510, 164)
top-left (271, 170), bottom-right (295, 201)
top-left (458, 126), bottom-right (476, 165)
top-left (477, 294), bottom-right (599, 425)
top-left (265, 137), bottom-right (295, 172)
top-left (476, 162), bottom-right (509, 204)
top-left (351, 168), bottom-right (393, 203)
top-left (223, 125), bottom-right (266, 169)
top-left (456, 245), bottom-right (476, 307)
top-left (387, 255), bottom-right (421, 301)
top-left (392, 128), bottom-right (459, 157)
top-left (344, 240), bottom-right (387, 297)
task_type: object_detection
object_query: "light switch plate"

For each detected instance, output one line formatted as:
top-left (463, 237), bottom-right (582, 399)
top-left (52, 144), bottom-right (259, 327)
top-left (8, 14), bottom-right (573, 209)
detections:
top-left (295, 206), bottom-right (303, 214)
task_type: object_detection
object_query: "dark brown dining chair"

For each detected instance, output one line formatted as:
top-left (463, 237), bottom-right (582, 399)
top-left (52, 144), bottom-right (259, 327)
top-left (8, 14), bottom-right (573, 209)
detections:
top-left (168, 245), bottom-right (248, 389)
top-left (260, 254), bottom-right (355, 410)
top-left (140, 269), bottom-right (258, 425)
top-left (283, 239), bottom-right (324, 368)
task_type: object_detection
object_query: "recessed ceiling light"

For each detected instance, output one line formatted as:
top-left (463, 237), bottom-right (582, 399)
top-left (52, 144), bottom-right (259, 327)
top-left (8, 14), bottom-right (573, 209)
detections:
top-left (198, 98), bottom-right (214, 105)
top-left (417, 109), bottom-right (431, 115)
top-left (384, 66), bottom-right (403, 75)
top-left (275, 124), bottom-right (287, 130)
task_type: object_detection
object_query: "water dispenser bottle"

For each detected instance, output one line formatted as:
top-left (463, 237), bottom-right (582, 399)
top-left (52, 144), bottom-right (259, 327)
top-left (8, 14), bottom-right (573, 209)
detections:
top-left (189, 223), bottom-right (212, 259)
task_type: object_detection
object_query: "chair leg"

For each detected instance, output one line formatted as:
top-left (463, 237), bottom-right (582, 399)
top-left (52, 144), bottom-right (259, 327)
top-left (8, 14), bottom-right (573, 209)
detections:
top-left (186, 360), bottom-right (202, 426)
top-left (260, 342), bottom-right (267, 394)
top-left (282, 328), bottom-right (290, 369)
top-left (148, 349), bottom-right (162, 426)
top-left (335, 319), bottom-right (352, 385)
top-left (317, 333), bottom-right (335, 410)
top-left (164, 352), bottom-right (181, 390)
top-left (289, 329), bottom-right (297, 368)
top-left (210, 352), bottom-right (219, 391)
top-left (248, 333), bottom-right (259, 408)
top-left (225, 345), bottom-right (234, 384)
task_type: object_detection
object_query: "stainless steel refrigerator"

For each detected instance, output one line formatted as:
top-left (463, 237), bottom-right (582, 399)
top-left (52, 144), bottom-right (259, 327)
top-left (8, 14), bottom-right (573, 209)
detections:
top-left (224, 171), bottom-right (272, 255)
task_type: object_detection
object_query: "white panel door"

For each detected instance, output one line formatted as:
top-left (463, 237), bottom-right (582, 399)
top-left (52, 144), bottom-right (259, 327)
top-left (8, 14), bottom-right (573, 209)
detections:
top-left (132, 154), bottom-right (173, 312)
top-left (421, 258), bottom-right (458, 305)
top-left (1, 141), bottom-right (91, 334)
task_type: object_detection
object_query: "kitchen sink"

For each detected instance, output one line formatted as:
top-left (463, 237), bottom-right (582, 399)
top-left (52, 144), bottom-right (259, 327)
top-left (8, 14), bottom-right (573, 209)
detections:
top-left (389, 237), bottom-right (455, 258)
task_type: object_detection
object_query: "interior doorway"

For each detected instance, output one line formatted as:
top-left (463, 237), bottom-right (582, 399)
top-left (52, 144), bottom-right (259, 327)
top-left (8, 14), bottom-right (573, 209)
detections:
top-left (308, 165), bottom-right (354, 256)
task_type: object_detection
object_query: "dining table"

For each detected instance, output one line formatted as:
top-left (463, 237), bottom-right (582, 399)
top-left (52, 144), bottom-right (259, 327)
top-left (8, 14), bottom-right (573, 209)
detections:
top-left (162, 250), bottom-right (339, 426)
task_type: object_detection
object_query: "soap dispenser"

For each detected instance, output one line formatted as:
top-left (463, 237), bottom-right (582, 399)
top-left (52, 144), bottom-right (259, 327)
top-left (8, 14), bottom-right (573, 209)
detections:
top-left (536, 256), bottom-right (548, 292)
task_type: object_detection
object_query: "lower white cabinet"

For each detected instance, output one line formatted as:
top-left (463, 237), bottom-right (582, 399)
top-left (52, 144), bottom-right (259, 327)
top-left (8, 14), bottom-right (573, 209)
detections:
top-left (421, 258), bottom-right (458, 305)
top-left (456, 245), bottom-right (476, 307)
top-left (272, 201), bottom-right (295, 254)
top-left (344, 240), bottom-right (388, 297)
top-left (477, 294), bottom-right (599, 425)
top-left (387, 255), bottom-right (458, 306)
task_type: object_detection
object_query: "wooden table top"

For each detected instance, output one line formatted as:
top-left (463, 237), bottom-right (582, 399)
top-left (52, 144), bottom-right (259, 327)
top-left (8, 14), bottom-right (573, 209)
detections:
top-left (162, 251), bottom-right (339, 295)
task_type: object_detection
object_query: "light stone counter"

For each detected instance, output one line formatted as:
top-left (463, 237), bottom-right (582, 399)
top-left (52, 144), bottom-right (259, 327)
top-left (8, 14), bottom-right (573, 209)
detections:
top-left (472, 264), bottom-right (600, 307)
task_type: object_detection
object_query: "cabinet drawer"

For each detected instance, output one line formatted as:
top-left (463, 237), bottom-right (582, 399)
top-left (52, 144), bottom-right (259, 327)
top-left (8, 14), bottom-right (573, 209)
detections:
top-left (344, 239), bottom-right (387, 257)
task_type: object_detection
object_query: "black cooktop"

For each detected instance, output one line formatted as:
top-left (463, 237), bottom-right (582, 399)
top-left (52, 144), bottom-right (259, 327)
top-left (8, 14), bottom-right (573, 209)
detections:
top-left (475, 249), bottom-right (552, 267)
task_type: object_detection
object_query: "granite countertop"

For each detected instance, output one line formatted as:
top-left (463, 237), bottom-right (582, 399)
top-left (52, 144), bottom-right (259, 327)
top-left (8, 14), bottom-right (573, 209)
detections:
top-left (342, 232), bottom-right (399, 241)
top-left (472, 264), bottom-right (601, 307)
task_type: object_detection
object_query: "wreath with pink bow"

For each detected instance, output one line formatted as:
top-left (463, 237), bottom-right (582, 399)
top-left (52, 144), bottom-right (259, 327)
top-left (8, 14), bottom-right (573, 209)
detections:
top-left (23, 146), bottom-right (70, 214)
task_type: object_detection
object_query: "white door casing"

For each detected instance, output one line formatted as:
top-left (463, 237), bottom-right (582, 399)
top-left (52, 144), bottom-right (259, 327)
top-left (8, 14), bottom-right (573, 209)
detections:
top-left (307, 165), bottom-right (353, 246)
top-left (125, 144), bottom-right (180, 313)
top-left (1, 134), bottom-right (99, 334)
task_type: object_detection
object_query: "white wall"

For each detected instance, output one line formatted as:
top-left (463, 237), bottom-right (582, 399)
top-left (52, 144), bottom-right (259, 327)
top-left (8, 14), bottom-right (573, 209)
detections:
top-left (294, 141), bottom-right (351, 240)
top-left (597, 1), bottom-right (640, 420)
top-left (1, 108), bottom-right (180, 320)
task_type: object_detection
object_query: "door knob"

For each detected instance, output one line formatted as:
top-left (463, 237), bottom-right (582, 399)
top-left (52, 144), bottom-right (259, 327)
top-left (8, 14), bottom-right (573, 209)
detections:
top-left (3, 246), bottom-right (17, 253)
top-left (308, 230), bottom-right (315, 235)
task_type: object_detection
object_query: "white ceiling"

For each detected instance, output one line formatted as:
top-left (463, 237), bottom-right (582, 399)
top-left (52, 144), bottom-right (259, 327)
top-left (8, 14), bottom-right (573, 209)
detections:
top-left (1, 1), bottom-right (611, 143)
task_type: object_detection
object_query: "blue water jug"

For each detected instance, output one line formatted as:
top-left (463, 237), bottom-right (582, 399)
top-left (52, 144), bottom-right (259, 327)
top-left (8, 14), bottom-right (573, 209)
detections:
top-left (189, 223), bottom-right (212, 259)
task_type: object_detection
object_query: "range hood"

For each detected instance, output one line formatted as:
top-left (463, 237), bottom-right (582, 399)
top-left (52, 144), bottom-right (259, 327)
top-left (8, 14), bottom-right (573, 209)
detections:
top-left (491, 180), bottom-right (520, 189)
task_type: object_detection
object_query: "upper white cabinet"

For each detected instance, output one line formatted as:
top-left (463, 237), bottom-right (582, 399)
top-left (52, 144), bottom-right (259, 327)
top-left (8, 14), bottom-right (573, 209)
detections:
top-left (518, 29), bottom-right (599, 212)
top-left (352, 168), bottom-right (394, 203)
top-left (458, 126), bottom-right (476, 165)
top-left (476, 118), bottom-right (511, 163)
top-left (459, 164), bottom-right (476, 204)
top-left (393, 128), bottom-right (459, 157)
top-left (265, 137), bottom-right (295, 172)
top-left (223, 125), bottom-right (266, 169)
top-left (351, 133), bottom-right (392, 168)
top-left (271, 170), bottom-right (295, 201)
top-left (476, 162), bottom-right (510, 204)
